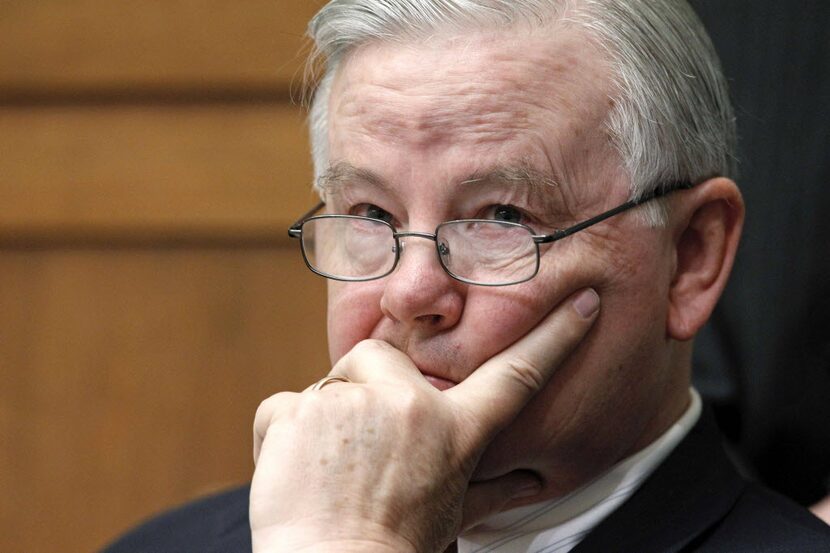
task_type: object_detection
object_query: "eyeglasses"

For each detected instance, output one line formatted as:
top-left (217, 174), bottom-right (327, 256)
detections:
top-left (288, 181), bottom-right (693, 286)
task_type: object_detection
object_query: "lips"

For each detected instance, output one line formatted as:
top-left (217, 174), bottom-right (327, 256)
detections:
top-left (421, 373), bottom-right (457, 391)
top-left (380, 339), bottom-right (462, 390)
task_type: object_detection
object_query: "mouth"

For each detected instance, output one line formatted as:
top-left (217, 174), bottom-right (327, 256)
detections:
top-left (396, 346), bottom-right (463, 391)
top-left (419, 370), bottom-right (458, 391)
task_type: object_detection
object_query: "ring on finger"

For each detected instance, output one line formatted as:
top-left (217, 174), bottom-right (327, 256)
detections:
top-left (310, 375), bottom-right (351, 391)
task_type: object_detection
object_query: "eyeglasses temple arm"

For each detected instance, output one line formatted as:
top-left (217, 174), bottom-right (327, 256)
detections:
top-left (288, 201), bottom-right (326, 238)
top-left (534, 181), bottom-right (694, 244)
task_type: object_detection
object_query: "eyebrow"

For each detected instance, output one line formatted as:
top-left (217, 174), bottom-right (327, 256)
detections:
top-left (459, 163), bottom-right (560, 191)
top-left (318, 160), bottom-right (563, 212)
top-left (317, 162), bottom-right (389, 197)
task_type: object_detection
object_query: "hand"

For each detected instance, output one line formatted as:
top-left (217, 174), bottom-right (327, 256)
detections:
top-left (250, 288), bottom-right (600, 553)
top-left (811, 494), bottom-right (830, 525)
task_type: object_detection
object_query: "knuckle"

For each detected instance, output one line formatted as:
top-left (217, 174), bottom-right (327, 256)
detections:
top-left (354, 338), bottom-right (391, 355)
top-left (254, 392), bottom-right (299, 440)
top-left (345, 339), bottom-right (393, 364)
top-left (255, 391), bottom-right (294, 420)
top-left (395, 386), bottom-right (431, 424)
top-left (298, 388), bottom-right (332, 411)
top-left (503, 355), bottom-right (546, 393)
top-left (397, 385), bottom-right (422, 408)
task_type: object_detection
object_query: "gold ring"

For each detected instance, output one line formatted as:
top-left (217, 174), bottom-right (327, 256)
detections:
top-left (310, 375), bottom-right (351, 391)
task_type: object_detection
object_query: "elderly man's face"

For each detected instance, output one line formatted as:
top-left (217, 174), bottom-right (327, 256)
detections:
top-left (323, 28), bottom-right (687, 501)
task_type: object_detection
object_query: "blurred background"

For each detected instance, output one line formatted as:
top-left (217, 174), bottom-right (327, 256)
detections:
top-left (1, 1), bottom-right (828, 552)
top-left (0, 1), bottom-right (330, 551)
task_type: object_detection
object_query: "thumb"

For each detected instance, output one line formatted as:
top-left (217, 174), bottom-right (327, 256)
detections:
top-left (461, 471), bottom-right (543, 531)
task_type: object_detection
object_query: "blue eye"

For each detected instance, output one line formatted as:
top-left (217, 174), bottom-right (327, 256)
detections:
top-left (492, 205), bottom-right (523, 224)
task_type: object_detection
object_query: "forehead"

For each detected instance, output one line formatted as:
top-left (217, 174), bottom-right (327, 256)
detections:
top-left (327, 26), bottom-right (621, 200)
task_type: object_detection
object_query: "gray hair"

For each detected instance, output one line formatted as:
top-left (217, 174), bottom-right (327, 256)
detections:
top-left (305, 0), bottom-right (736, 224)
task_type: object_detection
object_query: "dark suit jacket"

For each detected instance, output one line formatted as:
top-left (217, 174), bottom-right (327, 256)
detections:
top-left (104, 411), bottom-right (830, 552)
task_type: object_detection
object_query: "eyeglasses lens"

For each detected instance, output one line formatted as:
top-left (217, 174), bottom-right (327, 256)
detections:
top-left (302, 217), bottom-right (396, 280)
top-left (436, 221), bottom-right (538, 285)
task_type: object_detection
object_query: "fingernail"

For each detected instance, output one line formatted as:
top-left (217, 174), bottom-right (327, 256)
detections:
top-left (513, 480), bottom-right (543, 499)
top-left (572, 288), bottom-right (600, 318)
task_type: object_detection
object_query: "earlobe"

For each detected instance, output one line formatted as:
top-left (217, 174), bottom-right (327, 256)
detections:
top-left (666, 178), bottom-right (744, 341)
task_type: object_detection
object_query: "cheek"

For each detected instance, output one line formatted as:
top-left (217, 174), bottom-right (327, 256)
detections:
top-left (460, 265), bottom-right (596, 366)
top-left (462, 291), bottom-right (543, 353)
top-left (326, 281), bottom-right (385, 364)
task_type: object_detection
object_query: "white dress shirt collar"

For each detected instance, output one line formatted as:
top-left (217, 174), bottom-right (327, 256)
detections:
top-left (458, 388), bottom-right (702, 553)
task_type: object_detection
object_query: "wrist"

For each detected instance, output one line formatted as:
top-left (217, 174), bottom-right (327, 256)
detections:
top-left (292, 541), bottom-right (413, 553)
top-left (252, 526), bottom-right (418, 553)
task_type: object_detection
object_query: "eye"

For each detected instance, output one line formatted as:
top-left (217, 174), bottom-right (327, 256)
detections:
top-left (485, 204), bottom-right (525, 224)
top-left (353, 203), bottom-right (395, 225)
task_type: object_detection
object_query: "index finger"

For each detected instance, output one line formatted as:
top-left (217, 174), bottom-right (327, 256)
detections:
top-left (445, 288), bottom-right (599, 441)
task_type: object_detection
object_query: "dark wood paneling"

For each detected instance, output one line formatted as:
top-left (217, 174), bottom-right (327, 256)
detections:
top-left (0, 0), bottom-right (323, 93)
top-left (0, 104), bottom-right (317, 241)
top-left (0, 247), bottom-right (330, 552)
top-left (0, 3), bottom-right (332, 552)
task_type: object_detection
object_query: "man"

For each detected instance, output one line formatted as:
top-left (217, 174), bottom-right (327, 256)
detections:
top-left (105, 0), bottom-right (830, 551)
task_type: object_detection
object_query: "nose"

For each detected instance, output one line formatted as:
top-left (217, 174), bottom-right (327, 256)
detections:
top-left (379, 234), bottom-right (465, 332)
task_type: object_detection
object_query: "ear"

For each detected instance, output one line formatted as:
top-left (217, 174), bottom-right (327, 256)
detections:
top-left (667, 177), bottom-right (744, 341)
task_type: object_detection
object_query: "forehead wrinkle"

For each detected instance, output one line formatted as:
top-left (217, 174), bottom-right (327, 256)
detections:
top-left (337, 81), bottom-right (535, 147)
top-left (333, 37), bottom-right (579, 148)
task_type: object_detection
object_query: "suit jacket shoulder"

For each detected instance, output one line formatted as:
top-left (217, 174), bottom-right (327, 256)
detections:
top-left (693, 483), bottom-right (830, 552)
top-left (101, 485), bottom-right (251, 553)
top-left (572, 410), bottom-right (830, 553)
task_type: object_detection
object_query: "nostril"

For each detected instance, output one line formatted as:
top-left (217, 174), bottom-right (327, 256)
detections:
top-left (415, 314), bottom-right (443, 326)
